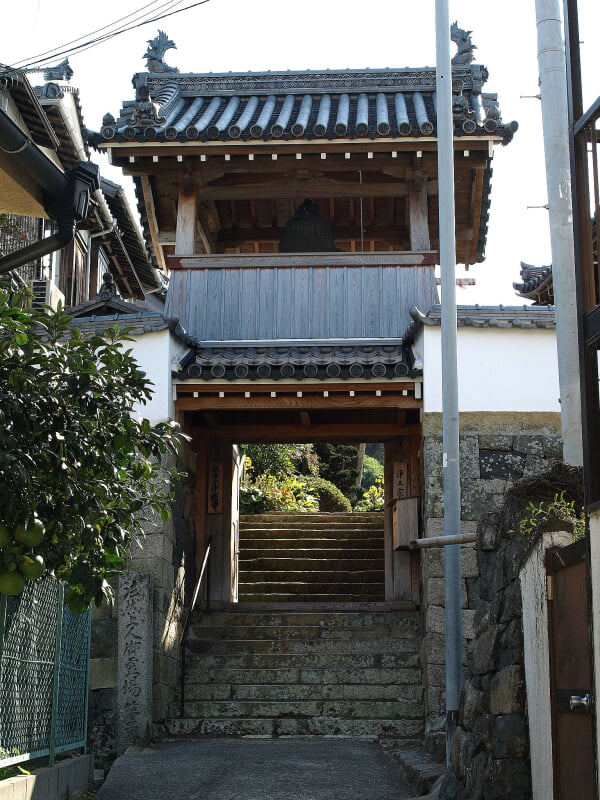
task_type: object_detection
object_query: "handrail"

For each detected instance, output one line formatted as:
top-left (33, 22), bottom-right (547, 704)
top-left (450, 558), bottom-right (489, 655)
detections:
top-left (179, 535), bottom-right (212, 717)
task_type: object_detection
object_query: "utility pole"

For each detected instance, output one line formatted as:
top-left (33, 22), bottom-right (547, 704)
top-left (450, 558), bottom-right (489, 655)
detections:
top-left (535, 0), bottom-right (583, 465)
top-left (435, 0), bottom-right (463, 765)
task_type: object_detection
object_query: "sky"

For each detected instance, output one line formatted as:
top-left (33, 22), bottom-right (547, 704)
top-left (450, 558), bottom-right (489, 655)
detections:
top-left (3, 0), bottom-right (599, 306)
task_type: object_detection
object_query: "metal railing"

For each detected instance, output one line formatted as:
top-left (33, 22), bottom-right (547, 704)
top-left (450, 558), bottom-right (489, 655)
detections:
top-left (179, 536), bottom-right (212, 717)
top-left (0, 578), bottom-right (91, 768)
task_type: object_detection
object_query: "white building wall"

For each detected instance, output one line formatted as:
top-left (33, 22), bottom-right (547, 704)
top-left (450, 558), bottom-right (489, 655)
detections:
top-left (129, 329), bottom-right (184, 425)
top-left (420, 326), bottom-right (560, 413)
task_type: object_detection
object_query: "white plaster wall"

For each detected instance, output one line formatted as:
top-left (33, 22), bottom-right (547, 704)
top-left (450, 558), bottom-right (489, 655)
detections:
top-left (129, 329), bottom-right (183, 425)
top-left (421, 326), bottom-right (560, 413)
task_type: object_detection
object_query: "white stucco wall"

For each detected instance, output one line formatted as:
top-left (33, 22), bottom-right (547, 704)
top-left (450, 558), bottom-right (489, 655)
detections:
top-left (129, 329), bottom-right (184, 425)
top-left (419, 326), bottom-right (560, 413)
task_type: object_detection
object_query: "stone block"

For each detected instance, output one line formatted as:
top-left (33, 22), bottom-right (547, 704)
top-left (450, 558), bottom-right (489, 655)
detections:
top-left (461, 544), bottom-right (479, 578)
top-left (479, 450), bottom-right (526, 481)
top-left (543, 436), bottom-right (563, 459)
top-left (424, 577), bottom-right (468, 608)
top-left (478, 513), bottom-right (502, 552)
top-left (483, 758), bottom-right (531, 799)
top-left (425, 605), bottom-right (446, 635)
top-left (499, 580), bottom-right (522, 624)
top-left (490, 665), bottom-right (525, 715)
top-left (512, 435), bottom-right (545, 456)
top-left (523, 453), bottom-right (551, 478)
top-left (451, 726), bottom-right (472, 780)
top-left (490, 715), bottom-right (529, 759)
top-left (497, 619), bottom-right (524, 670)
top-left (30, 766), bottom-right (59, 800)
top-left (460, 436), bottom-right (480, 480)
top-left (464, 752), bottom-right (488, 800)
top-left (462, 480), bottom-right (508, 521)
top-left (91, 618), bottom-right (118, 659)
top-left (127, 557), bottom-right (173, 590)
top-left (427, 685), bottom-right (445, 714)
top-left (425, 663), bottom-right (445, 687)
top-left (471, 713), bottom-right (495, 754)
top-left (117, 572), bottom-right (153, 754)
top-left (462, 609), bottom-right (476, 640)
top-left (461, 683), bottom-right (488, 731)
top-left (472, 624), bottom-right (497, 675)
top-left (90, 657), bottom-right (118, 690)
top-left (90, 688), bottom-right (117, 711)
top-left (478, 434), bottom-right (513, 452)
top-left (422, 548), bottom-right (444, 580)
top-left (465, 577), bottom-right (480, 609)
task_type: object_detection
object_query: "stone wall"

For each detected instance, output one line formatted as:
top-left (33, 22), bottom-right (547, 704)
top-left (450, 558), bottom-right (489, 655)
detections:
top-left (420, 412), bottom-right (561, 756)
top-left (437, 463), bottom-right (583, 800)
top-left (87, 445), bottom-right (196, 769)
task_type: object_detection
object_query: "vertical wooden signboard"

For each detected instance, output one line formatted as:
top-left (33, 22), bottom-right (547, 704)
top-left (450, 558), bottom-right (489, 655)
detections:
top-left (207, 462), bottom-right (223, 513)
top-left (393, 461), bottom-right (408, 499)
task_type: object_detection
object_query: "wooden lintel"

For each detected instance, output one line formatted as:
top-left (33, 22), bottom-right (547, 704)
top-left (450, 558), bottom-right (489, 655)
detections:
top-left (408, 182), bottom-right (431, 251)
top-left (176, 381), bottom-right (414, 394)
top-left (176, 392), bottom-right (421, 412)
top-left (195, 180), bottom-right (439, 202)
top-left (397, 410), bottom-right (407, 427)
top-left (189, 422), bottom-right (421, 442)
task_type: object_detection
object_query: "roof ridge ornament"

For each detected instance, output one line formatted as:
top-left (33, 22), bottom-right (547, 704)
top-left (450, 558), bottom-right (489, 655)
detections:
top-left (42, 58), bottom-right (74, 82)
top-left (451, 22), bottom-right (477, 66)
top-left (144, 30), bottom-right (179, 73)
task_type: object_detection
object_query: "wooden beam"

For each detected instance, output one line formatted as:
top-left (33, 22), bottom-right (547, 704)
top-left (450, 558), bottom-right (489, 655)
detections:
top-left (190, 422), bottom-right (421, 442)
top-left (177, 381), bottom-right (415, 394)
top-left (195, 218), bottom-right (213, 254)
top-left (140, 175), bottom-right (167, 272)
top-left (408, 182), bottom-right (431, 251)
top-left (195, 180), bottom-right (439, 202)
top-left (300, 411), bottom-right (312, 428)
top-left (215, 225), bottom-right (409, 247)
top-left (175, 392), bottom-right (421, 411)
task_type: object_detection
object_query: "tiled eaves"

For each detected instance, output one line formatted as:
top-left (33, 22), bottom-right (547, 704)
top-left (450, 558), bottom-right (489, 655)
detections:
top-left (513, 263), bottom-right (554, 305)
top-left (67, 310), bottom-right (186, 340)
top-left (403, 304), bottom-right (556, 343)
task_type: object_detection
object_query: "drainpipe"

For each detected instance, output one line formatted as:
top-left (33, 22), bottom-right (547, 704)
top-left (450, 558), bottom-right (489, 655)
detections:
top-left (535, 0), bottom-right (583, 465)
top-left (435, 0), bottom-right (463, 766)
top-left (0, 108), bottom-right (99, 275)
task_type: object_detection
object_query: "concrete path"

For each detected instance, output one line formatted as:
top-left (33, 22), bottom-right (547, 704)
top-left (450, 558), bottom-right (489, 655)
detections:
top-left (97, 738), bottom-right (417, 800)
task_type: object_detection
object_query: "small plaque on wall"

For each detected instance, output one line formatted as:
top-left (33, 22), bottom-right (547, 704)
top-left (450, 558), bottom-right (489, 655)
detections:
top-left (208, 462), bottom-right (223, 513)
top-left (393, 461), bottom-right (408, 499)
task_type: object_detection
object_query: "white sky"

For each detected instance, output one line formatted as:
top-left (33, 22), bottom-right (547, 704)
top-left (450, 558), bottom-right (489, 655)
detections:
top-left (3, 0), bottom-right (599, 305)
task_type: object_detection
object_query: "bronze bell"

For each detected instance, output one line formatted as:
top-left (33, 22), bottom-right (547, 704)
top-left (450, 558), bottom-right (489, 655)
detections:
top-left (279, 199), bottom-right (336, 253)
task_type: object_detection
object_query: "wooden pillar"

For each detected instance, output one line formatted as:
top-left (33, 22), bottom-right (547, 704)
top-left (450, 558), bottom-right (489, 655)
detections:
top-left (175, 183), bottom-right (198, 255)
top-left (408, 182), bottom-right (431, 251)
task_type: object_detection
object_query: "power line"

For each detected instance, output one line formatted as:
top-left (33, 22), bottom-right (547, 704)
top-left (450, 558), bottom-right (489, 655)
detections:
top-left (2, 0), bottom-right (211, 74)
top-left (11, 0), bottom-right (179, 68)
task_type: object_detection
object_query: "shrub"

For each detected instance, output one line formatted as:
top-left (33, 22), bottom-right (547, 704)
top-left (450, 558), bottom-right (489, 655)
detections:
top-left (301, 477), bottom-right (352, 512)
top-left (240, 474), bottom-right (318, 513)
top-left (361, 454), bottom-right (384, 490)
top-left (354, 477), bottom-right (385, 512)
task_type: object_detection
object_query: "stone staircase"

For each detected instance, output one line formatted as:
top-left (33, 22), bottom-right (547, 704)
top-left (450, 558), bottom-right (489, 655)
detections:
top-left (238, 512), bottom-right (385, 603)
top-left (165, 608), bottom-right (424, 741)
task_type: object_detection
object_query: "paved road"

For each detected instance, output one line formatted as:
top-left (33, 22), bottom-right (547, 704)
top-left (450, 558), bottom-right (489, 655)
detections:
top-left (97, 738), bottom-right (417, 800)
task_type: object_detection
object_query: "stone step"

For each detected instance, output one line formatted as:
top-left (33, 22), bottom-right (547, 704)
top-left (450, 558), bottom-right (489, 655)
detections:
top-left (175, 698), bottom-right (425, 720)
top-left (239, 556), bottom-right (384, 571)
top-left (237, 592), bottom-right (386, 603)
top-left (183, 682), bottom-right (423, 702)
top-left (185, 651), bottom-right (419, 671)
top-left (195, 611), bottom-right (418, 627)
top-left (185, 666), bottom-right (421, 686)
top-left (239, 545), bottom-right (384, 557)
top-left (163, 716), bottom-right (423, 739)
top-left (186, 636), bottom-right (417, 656)
top-left (238, 569), bottom-right (384, 584)
top-left (240, 513), bottom-right (384, 523)
top-left (238, 580), bottom-right (384, 593)
top-left (189, 623), bottom-right (418, 640)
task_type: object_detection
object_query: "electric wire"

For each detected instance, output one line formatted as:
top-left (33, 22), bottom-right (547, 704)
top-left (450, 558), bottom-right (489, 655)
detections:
top-left (11, 0), bottom-right (181, 68)
top-left (1, 0), bottom-right (210, 74)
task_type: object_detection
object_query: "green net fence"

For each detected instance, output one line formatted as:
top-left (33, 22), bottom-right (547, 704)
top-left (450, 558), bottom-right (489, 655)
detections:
top-left (0, 578), bottom-right (91, 767)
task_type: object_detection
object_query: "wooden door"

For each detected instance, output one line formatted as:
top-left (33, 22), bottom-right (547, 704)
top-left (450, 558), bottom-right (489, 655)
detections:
top-left (547, 538), bottom-right (595, 798)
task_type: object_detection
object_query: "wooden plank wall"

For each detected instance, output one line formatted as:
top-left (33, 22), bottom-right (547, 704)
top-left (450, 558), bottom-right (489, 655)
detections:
top-left (165, 265), bottom-right (438, 341)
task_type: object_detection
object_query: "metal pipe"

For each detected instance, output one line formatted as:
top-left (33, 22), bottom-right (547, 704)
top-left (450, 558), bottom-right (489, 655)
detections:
top-left (435, 0), bottom-right (462, 766)
top-left (414, 532), bottom-right (477, 548)
top-left (535, 0), bottom-right (583, 465)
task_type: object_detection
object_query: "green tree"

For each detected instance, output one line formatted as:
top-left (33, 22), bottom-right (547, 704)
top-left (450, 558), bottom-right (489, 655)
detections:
top-left (314, 443), bottom-right (362, 506)
top-left (0, 286), bottom-right (185, 611)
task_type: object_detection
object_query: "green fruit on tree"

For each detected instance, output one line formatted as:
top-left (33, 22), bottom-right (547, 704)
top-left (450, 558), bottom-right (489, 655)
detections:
top-left (0, 523), bottom-right (11, 548)
top-left (14, 517), bottom-right (45, 547)
top-left (18, 554), bottom-right (45, 580)
top-left (0, 571), bottom-right (25, 595)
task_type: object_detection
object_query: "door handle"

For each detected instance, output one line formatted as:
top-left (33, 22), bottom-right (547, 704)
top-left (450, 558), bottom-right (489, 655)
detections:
top-left (570, 693), bottom-right (592, 711)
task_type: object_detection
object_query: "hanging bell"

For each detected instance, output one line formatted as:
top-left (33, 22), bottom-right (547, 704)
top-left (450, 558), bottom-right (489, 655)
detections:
top-left (279, 199), bottom-right (336, 253)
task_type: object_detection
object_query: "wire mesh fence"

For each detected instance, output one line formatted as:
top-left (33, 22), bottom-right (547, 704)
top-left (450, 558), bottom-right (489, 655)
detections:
top-left (0, 578), bottom-right (91, 767)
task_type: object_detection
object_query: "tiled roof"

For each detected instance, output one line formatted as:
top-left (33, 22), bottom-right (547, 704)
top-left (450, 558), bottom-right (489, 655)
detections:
top-left (176, 341), bottom-right (419, 382)
top-left (1, 71), bottom-right (59, 150)
top-left (93, 65), bottom-right (517, 146)
top-left (68, 309), bottom-right (173, 337)
top-left (513, 262), bottom-right (554, 305)
top-left (404, 304), bottom-right (556, 342)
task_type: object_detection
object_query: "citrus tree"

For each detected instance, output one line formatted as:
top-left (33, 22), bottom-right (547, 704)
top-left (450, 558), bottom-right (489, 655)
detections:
top-left (0, 285), bottom-right (185, 612)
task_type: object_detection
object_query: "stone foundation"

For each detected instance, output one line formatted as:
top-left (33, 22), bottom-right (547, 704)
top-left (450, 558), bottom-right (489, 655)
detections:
top-left (420, 412), bottom-right (561, 756)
